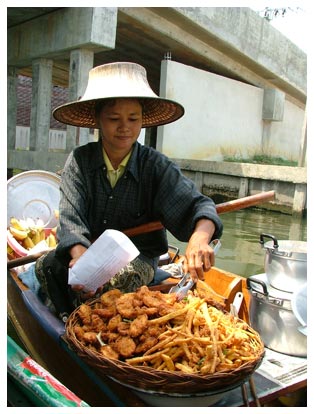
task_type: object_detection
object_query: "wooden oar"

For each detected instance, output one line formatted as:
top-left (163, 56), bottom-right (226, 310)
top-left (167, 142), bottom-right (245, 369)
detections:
top-left (7, 250), bottom-right (51, 270)
top-left (215, 190), bottom-right (275, 214)
top-left (124, 190), bottom-right (275, 237)
top-left (7, 190), bottom-right (275, 269)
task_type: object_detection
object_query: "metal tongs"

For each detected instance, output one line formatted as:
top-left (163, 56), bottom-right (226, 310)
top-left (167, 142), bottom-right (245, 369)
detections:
top-left (169, 239), bottom-right (221, 301)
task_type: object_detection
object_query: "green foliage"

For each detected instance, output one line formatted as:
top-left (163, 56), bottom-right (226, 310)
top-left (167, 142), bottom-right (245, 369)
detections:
top-left (223, 155), bottom-right (297, 166)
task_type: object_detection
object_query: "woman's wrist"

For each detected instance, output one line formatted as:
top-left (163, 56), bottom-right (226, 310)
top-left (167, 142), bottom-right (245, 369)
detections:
top-left (192, 219), bottom-right (216, 242)
top-left (69, 244), bottom-right (87, 260)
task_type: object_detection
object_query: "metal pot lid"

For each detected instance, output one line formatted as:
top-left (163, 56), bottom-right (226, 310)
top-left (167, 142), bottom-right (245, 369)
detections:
top-left (247, 273), bottom-right (294, 310)
top-left (264, 240), bottom-right (307, 259)
top-left (7, 170), bottom-right (60, 228)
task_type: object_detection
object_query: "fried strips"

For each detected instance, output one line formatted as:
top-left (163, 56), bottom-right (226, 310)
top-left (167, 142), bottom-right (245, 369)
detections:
top-left (71, 285), bottom-right (263, 375)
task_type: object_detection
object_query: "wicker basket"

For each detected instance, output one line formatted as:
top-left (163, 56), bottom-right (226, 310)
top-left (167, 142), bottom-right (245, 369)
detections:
top-left (65, 297), bottom-right (265, 395)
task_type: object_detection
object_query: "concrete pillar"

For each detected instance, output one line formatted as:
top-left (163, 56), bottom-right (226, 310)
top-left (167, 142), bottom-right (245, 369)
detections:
top-left (298, 110), bottom-right (307, 167)
top-left (238, 177), bottom-right (249, 198)
top-left (30, 58), bottom-right (53, 151)
top-left (289, 216), bottom-right (304, 240)
top-left (261, 120), bottom-right (272, 156)
top-left (292, 183), bottom-right (306, 215)
top-left (194, 171), bottom-right (203, 192)
top-left (7, 66), bottom-right (18, 151)
top-left (66, 49), bottom-right (94, 150)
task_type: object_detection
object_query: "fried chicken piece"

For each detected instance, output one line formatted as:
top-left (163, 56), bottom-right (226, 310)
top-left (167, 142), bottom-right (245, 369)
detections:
top-left (99, 345), bottom-right (119, 360)
top-left (106, 332), bottom-right (119, 342)
top-left (132, 296), bottom-right (144, 307)
top-left (146, 324), bottom-right (167, 337)
top-left (77, 303), bottom-right (92, 325)
top-left (81, 323), bottom-right (93, 332)
top-left (134, 285), bottom-right (150, 298)
top-left (135, 336), bottom-right (158, 354)
top-left (204, 298), bottom-right (226, 311)
top-left (137, 306), bottom-right (158, 316)
top-left (90, 313), bottom-right (107, 331)
top-left (115, 293), bottom-right (139, 319)
top-left (82, 331), bottom-right (98, 345)
top-left (113, 335), bottom-right (136, 358)
top-left (129, 313), bottom-right (148, 337)
top-left (142, 289), bottom-right (165, 308)
top-left (93, 307), bottom-right (117, 319)
top-left (134, 323), bottom-right (167, 354)
top-left (117, 321), bottom-right (131, 336)
top-left (107, 314), bottom-right (122, 331)
top-left (73, 325), bottom-right (85, 341)
top-left (100, 288), bottom-right (122, 307)
top-left (195, 280), bottom-right (226, 310)
top-left (157, 301), bottom-right (183, 316)
top-left (136, 285), bottom-right (179, 310)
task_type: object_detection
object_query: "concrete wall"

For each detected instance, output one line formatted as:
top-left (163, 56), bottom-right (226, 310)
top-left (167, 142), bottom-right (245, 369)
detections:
top-left (173, 7), bottom-right (306, 98)
top-left (8, 8), bottom-right (118, 66)
top-left (267, 101), bottom-right (305, 160)
top-left (14, 126), bottom-right (145, 152)
top-left (7, 7), bottom-right (307, 214)
top-left (174, 159), bottom-right (307, 215)
top-left (15, 126), bottom-right (95, 150)
top-left (157, 60), bottom-right (305, 163)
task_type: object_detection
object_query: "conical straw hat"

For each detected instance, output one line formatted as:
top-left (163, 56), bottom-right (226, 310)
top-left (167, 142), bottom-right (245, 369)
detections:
top-left (53, 62), bottom-right (184, 128)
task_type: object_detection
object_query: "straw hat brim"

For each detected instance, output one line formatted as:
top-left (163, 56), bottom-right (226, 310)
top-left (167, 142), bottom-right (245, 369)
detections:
top-left (53, 97), bottom-right (184, 129)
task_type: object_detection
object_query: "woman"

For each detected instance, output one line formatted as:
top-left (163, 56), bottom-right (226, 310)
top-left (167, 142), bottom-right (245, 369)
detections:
top-left (36, 62), bottom-right (223, 320)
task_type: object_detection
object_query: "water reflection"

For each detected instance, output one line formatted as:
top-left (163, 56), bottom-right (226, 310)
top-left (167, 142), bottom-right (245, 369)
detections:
top-left (167, 209), bottom-right (307, 278)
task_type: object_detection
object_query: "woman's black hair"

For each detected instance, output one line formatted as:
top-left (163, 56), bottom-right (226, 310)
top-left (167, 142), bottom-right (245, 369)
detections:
top-left (95, 98), bottom-right (144, 119)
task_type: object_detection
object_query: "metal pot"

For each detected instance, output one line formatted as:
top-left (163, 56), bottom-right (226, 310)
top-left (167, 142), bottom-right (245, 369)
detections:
top-left (247, 274), bottom-right (307, 357)
top-left (259, 233), bottom-right (307, 293)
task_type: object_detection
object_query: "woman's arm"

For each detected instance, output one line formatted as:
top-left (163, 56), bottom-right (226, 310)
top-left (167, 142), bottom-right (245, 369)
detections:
top-left (183, 218), bottom-right (217, 281)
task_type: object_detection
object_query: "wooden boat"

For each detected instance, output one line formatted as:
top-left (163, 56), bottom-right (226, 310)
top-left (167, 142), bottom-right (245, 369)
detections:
top-left (7, 254), bottom-right (307, 407)
top-left (7, 190), bottom-right (306, 406)
top-left (7, 258), bottom-right (248, 406)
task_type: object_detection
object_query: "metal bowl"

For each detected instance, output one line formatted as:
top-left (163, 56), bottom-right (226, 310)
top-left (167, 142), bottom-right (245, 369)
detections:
top-left (109, 376), bottom-right (240, 407)
top-left (247, 273), bottom-right (307, 356)
top-left (7, 170), bottom-right (60, 228)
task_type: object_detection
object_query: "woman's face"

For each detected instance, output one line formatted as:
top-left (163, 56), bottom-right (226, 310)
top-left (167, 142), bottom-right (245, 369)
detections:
top-left (99, 98), bottom-right (143, 154)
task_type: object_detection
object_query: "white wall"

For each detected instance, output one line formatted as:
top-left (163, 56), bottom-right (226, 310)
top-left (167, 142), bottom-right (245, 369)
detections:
top-left (138, 129), bottom-right (146, 145)
top-left (15, 126), bottom-right (94, 150)
top-left (267, 101), bottom-right (305, 160)
top-left (157, 60), bottom-right (305, 162)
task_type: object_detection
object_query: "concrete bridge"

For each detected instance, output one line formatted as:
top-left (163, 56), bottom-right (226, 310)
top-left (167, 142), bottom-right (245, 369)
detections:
top-left (7, 7), bottom-right (307, 214)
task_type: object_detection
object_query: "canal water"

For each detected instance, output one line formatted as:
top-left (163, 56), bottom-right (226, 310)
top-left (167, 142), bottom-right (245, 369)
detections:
top-left (167, 208), bottom-right (307, 279)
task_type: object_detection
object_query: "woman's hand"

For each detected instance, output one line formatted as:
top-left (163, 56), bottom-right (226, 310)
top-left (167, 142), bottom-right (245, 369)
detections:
top-left (183, 219), bottom-right (216, 282)
top-left (68, 244), bottom-right (97, 299)
top-left (68, 244), bottom-right (87, 268)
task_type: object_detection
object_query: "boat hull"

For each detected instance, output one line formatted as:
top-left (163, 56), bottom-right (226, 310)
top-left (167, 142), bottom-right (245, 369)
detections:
top-left (7, 265), bottom-right (251, 406)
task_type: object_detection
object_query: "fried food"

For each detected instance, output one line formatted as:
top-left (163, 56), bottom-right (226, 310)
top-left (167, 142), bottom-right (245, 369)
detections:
top-left (100, 289), bottom-right (122, 307)
top-left (129, 313), bottom-right (148, 337)
top-left (70, 285), bottom-right (263, 375)
top-left (114, 335), bottom-right (137, 358)
top-left (115, 292), bottom-right (138, 319)
top-left (77, 303), bottom-right (92, 325)
top-left (100, 345), bottom-right (119, 360)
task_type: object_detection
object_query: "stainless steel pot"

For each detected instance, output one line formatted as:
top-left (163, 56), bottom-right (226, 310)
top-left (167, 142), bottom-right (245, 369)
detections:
top-left (260, 233), bottom-right (307, 293)
top-left (247, 274), bottom-right (307, 357)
